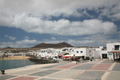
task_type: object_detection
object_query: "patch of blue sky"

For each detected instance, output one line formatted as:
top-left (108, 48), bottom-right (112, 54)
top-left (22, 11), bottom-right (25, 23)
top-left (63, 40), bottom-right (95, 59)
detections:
top-left (0, 26), bottom-right (53, 42)
top-left (48, 9), bottom-right (109, 22)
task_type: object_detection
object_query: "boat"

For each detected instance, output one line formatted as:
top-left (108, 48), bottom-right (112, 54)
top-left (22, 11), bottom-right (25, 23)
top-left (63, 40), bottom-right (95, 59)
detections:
top-left (29, 56), bottom-right (59, 64)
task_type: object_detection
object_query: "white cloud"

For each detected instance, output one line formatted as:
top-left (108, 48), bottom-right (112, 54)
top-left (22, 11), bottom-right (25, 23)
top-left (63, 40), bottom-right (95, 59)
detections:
top-left (1, 13), bottom-right (117, 36)
top-left (16, 39), bottom-right (37, 45)
top-left (5, 35), bottom-right (16, 40)
top-left (1, 0), bottom-right (119, 16)
top-left (16, 37), bottom-right (39, 47)
top-left (1, 33), bottom-right (120, 48)
top-left (51, 37), bottom-right (56, 40)
top-left (98, 2), bottom-right (120, 20)
top-left (67, 34), bottom-right (120, 47)
top-left (112, 13), bottom-right (120, 20)
top-left (0, 38), bottom-right (39, 48)
top-left (0, 42), bottom-right (15, 48)
top-left (0, 0), bottom-right (119, 45)
top-left (0, 0), bottom-right (120, 27)
top-left (24, 36), bottom-right (29, 40)
top-left (12, 14), bottom-right (117, 35)
top-left (67, 39), bottom-right (95, 46)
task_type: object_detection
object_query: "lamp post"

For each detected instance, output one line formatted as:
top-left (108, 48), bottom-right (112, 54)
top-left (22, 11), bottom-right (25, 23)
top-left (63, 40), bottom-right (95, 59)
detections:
top-left (1, 53), bottom-right (5, 74)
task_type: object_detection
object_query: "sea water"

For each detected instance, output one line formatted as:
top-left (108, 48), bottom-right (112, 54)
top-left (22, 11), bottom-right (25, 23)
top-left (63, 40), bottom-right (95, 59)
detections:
top-left (0, 59), bottom-right (35, 70)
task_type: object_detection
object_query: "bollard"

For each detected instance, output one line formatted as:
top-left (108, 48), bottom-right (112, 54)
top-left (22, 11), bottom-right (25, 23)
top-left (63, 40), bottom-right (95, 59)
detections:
top-left (90, 59), bottom-right (92, 61)
top-left (1, 70), bottom-right (5, 74)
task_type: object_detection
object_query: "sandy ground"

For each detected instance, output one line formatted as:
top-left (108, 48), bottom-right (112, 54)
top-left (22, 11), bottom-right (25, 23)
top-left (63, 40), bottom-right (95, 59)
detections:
top-left (0, 56), bottom-right (30, 60)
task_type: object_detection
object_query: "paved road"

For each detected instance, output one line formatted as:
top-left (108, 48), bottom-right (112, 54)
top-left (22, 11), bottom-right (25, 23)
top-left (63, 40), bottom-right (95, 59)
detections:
top-left (0, 59), bottom-right (120, 80)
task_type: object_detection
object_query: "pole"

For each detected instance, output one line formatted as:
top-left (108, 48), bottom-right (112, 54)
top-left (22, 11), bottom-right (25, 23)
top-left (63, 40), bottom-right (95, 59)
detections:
top-left (113, 53), bottom-right (115, 62)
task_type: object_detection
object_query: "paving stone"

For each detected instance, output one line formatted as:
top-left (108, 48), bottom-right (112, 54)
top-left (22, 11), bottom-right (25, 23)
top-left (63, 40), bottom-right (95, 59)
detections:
top-left (72, 64), bottom-right (94, 70)
top-left (54, 63), bottom-right (77, 69)
top-left (29, 69), bottom-right (60, 76)
top-left (102, 60), bottom-right (114, 63)
top-left (106, 72), bottom-right (120, 80)
top-left (39, 78), bottom-right (58, 80)
top-left (12, 68), bottom-right (47, 75)
top-left (11, 76), bottom-right (38, 80)
top-left (90, 63), bottom-right (112, 70)
top-left (112, 63), bottom-right (120, 71)
top-left (0, 75), bottom-right (16, 80)
top-left (48, 69), bottom-right (84, 79)
top-left (74, 71), bottom-right (105, 80)
top-left (42, 62), bottom-right (68, 68)
top-left (42, 64), bottom-right (60, 68)
top-left (0, 60), bottom-right (116, 80)
top-left (88, 60), bottom-right (102, 64)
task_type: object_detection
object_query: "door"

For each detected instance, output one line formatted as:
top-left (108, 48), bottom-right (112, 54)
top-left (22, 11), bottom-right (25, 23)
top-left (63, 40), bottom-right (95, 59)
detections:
top-left (102, 54), bottom-right (107, 59)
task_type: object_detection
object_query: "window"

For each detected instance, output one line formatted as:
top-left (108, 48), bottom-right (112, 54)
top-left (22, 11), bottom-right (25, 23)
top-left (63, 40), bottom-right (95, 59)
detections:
top-left (81, 51), bottom-right (83, 53)
top-left (76, 51), bottom-right (79, 53)
top-left (115, 45), bottom-right (119, 50)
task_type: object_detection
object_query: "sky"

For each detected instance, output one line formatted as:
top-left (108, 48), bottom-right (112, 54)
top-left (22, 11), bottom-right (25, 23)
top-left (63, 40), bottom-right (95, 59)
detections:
top-left (0, 0), bottom-right (120, 48)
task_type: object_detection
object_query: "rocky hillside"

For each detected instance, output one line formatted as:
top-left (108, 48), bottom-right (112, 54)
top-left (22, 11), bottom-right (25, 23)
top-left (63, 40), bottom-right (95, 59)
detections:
top-left (32, 42), bottom-right (73, 48)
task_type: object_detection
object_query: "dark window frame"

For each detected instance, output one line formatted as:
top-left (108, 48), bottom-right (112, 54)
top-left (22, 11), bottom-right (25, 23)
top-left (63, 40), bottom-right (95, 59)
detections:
top-left (115, 45), bottom-right (119, 50)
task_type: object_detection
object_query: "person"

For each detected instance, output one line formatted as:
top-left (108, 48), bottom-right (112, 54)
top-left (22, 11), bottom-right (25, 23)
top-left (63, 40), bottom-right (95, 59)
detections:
top-left (89, 55), bottom-right (92, 61)
top-left (75, 57), bottom-right (79, 64)
top-left (80, 57), bottom-right (83, 63)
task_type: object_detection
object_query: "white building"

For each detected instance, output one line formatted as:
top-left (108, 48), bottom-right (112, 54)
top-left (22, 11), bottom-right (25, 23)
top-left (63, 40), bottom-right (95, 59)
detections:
top-left (61, 47), bottom-right (95, 59)
top-left (94, 46), bottom-right (108, 59)
top-left (36, 48), bottom-right (59, 58)
top-left (107, 43), bottom-right (120, 51)
top-left (107, 43), bottom-right (120, 60)
top-left (96, 43), bottom-right (120, 60)
top-left (73, 47), bottom-right (94, 58)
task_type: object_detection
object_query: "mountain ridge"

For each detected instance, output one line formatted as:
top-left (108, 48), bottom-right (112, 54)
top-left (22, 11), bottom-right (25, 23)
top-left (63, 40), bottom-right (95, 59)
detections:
top-left (32, 42), bottom-right (73, 48)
